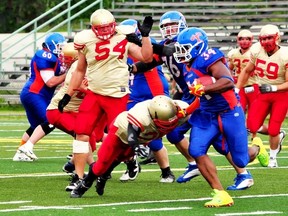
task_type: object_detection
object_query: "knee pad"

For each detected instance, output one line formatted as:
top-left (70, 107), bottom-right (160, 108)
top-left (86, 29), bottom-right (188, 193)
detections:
top-left (148, 139), bottom-right (163, 151)
top-left (40, 122), bottom-right (55, 135)
top-left (25, 127), bottom-right (34, 137)
top-left (73, 140), bottom-right (90, 153)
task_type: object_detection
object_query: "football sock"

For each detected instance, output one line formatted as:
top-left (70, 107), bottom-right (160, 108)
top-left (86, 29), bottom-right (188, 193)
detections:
top-left (240, 170), bottom-right (248, 175)
top-left (25, 140), bottom-right (34, 151)
top-left (270, 149), bottom-right (278, 159)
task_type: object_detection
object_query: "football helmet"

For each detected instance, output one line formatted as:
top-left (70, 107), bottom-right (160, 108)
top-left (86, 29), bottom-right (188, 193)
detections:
top-left (159, 11), bottom-right (187, 39)
top-left (173, 27), bottom-right (208, 63)
top-left (259, 24), bottom-right (280, 53)
top-left (59, 42), bottom-right (78, 68)
top-left (44, 32), bottom-right (66, 56)
top-left (90, 9), bottom-right (116, 40)
top-left (237, 30), bottom-right (253, 50)
top-left (148, 95), bottom-right (178, 133)
top-left (120, 19), bottom-right (141, 39)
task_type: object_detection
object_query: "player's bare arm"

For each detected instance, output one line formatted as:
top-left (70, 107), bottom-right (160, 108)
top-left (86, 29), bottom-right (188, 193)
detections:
top-left (204, 61), bottom-right (235, 93)
top-left (66, 51), bottom-right (87, 96)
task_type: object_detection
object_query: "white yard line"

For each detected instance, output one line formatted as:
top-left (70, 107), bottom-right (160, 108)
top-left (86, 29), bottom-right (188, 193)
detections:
top-left (0, 194), bottom-right (287, 213)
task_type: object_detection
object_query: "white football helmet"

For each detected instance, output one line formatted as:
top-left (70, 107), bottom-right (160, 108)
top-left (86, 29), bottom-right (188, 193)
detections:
top-left (90, 9), bottom-right (116, 40)
top-left (59, 42), bottom-right (78, 68)
top-left (259, 24), bottom-right (281, 53)
top-left (159, 11), bottom-right (187, 39)
top-left (148, 95), bottom-right (178, 133)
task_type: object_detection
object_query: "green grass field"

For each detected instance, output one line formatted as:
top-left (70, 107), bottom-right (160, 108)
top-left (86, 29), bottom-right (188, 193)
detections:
top-left (0, 112), bottom-right (288, 216)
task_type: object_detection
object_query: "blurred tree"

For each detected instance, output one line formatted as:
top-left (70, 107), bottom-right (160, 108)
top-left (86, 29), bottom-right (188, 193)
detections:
top-left (0, 0), bottom-right (111, 33)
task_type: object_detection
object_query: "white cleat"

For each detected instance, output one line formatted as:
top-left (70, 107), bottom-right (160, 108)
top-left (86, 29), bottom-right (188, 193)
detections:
top-left (159, 172), bottom-right (175, 183)
top-left (12, 150), bottom-right (34, 162)
top-left (18, 145), bottom-right (38, 160)
top-left (268, 157), bottom-right (278, 168)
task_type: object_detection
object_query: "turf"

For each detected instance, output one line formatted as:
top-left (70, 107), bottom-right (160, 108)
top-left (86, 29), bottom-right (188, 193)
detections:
top-left (0, 112), bottom-right (288, 216)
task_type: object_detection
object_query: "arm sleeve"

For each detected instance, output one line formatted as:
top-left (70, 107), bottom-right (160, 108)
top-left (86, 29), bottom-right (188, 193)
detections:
top-left (152, 43), bottom-right (176, 56)
top-left (127, 123), bottom-right (141, 147)
top-left (134, 58), bottom-right (161, 73)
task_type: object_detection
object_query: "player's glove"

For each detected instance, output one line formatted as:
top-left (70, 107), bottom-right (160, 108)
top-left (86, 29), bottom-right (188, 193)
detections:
top-left (58, 93), bottom-right (71, 113)
top-left (259, 84), bottom-right (277, 93)
top-left (128, 64), bottom-right (134, 73)
top-left (126, 33), bottom-right (142, 46)
top-left (176, 106), bottom-right (187, 118)
top-left (137, 16), bottom-right (154, 37)
top-left (132, 144), bottom-right (148, 158)
top-left (189, 83), bottom-right (205, 97)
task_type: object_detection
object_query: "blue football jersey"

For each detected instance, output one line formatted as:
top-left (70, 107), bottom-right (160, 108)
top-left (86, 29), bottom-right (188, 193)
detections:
top-left (22, 49), bottom-right (61, 99)
top-left (183, 48), bottom-right (238, 112)
top-left (159, 37), bottom-right (195, 104)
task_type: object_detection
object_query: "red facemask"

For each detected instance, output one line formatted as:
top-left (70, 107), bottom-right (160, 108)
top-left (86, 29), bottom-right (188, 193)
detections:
top-left (237, 37), bottom-right (252, 50)
top-left (92, 22), bottom-right (116, 40)
top-left (259, 34), bottom-right (278, 53)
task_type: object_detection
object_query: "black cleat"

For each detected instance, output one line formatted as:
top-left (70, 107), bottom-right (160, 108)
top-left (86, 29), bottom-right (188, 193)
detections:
top-left (120, 158), bottom-right (141, 182)
top-left (70, 179), bottom-right (93, 198)
top-left (65, 173), bottom-right (79, 191)
top-left (96, 176), bottom-right (108, 196)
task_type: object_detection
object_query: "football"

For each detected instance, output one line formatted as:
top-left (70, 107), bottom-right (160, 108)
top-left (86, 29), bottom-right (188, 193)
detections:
top-left (195, 75), bottom-right (216, 86)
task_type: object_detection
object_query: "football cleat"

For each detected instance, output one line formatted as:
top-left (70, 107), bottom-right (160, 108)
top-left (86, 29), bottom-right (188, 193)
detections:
top-left (176, 163), bottom-right (201, 183)
top-left (226, 171), bottom-right (254, 190)
top-left (278, 130), bottom-right (286, 154)
top-left (18, 145), bottom-right (38, 160)
top-left (62, 161), bottom-right (75, 175)
top-left (66, 154), bottom-right (73, 160)
top-left (70, 179), bottom-right (93, 198)
top-left (268, 157), bottom-right (278, 168)
top-left (65, 173), bottom-right (79, 191)
top-left (120, 157), bottom-right (141, 182)
top-left (253, 137), bottom-right (269, 167)
top-left (204, 189), bottom-right (234, 208)
top-left (12, 150), bottom-right (34, 162)
top-left (160, 170), bottom-right (175, 183)
top-left (95, 176), bottom-right (108, 196)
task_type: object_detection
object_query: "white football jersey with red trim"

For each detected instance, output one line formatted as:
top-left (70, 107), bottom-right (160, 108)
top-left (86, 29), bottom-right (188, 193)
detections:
top-left (114, 99), bottom-right (189, 145)
top-left (250, 42), bottom-right (288, 85)
top-left (227, 47), bottom-right (258, 86)
top-left (74, 29), bottom-right (131, 97)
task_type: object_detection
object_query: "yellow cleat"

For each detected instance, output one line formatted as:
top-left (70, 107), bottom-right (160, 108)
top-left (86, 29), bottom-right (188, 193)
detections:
top-left (204, 189), bottom-right (234, 208)
top-left (253, 137), bottom-right (269, 167)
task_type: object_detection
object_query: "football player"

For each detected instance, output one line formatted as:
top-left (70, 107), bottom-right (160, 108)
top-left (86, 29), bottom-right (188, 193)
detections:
top-left (13, 32), bottom-right (67, 161)
top-left (236, 24), bottom-right (288, 168)
top-left (128, 11), bottom-right (201, 183)
top-left (46, 43), bottom-right (107, 191)
top-left (57, 9), bottom-right (154, 182)
top-left (119, 18), bottom-right (174, 183)
top-left (173, 27), bottom-right (269, 207)
top-left (69, 95), bottom-right (200, 198)
top-left (227, 29), bottom-right (258, 112)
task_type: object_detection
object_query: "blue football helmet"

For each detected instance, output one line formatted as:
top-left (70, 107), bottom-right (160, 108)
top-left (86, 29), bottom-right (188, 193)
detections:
top-left (119, 19), bottom-right (141, 39)
top-left (173, 27), bottom-right (208, 63)
top-left (44, 32), bottom-right (66, 56)
top-left (159, 11), bottom-right (187, 39)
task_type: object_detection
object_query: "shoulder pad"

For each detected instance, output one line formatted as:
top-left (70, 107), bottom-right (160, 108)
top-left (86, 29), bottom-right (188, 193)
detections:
top-left (35, 50), bottom-right (58, 63)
